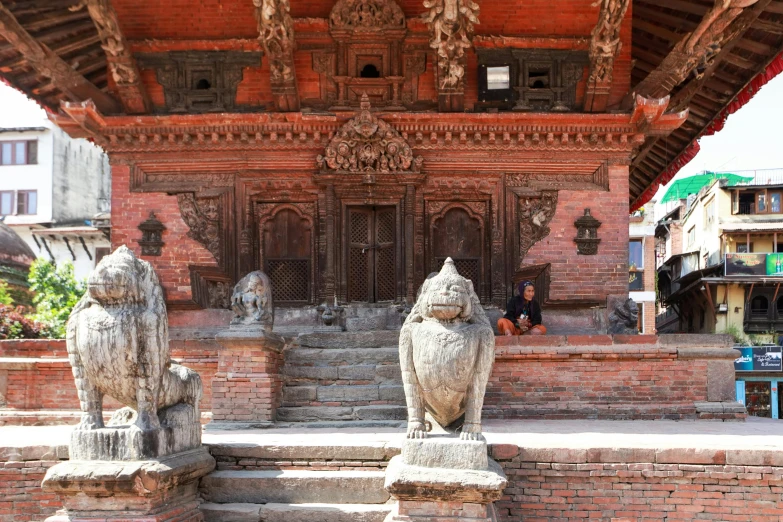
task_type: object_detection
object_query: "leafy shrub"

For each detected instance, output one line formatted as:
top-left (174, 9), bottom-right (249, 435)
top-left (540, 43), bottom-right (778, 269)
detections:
top-left (28, 259), bottom-right (86, 339)
top-left (0, 304), bottom-right (42, 339)
top-left (0, 280), bottom-right (13, 306)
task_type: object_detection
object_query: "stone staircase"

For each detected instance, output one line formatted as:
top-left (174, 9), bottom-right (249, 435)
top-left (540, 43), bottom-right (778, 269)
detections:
top-left (277, 332), bottom-right (406, 425)
top-left (199, 436), bottom-right (397, 522)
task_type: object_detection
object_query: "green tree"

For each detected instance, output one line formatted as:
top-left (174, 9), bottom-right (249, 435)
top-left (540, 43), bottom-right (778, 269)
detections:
top-left (0, 280), bottom-right (13, 306)
top-left (28, 259), bottom-right (86, 338)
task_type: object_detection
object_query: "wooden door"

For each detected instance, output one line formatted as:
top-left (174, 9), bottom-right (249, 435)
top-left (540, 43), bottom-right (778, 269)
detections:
top-left (347, 206), bottom-right (396, 302)
top-left (263, 208), bottom-right (311, 304)
top-left (432, 207), bottom-right (482, 289)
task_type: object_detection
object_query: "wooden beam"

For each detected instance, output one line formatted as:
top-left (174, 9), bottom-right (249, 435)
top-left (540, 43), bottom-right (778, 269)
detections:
top-left (704, 282), bottom-right (717, 322)
top-left (75, 0), bottom-right (150, 114)
top-left (254, 0), bottom-right (299, 111)
top-left (0, 1), bottom-right (121, 113)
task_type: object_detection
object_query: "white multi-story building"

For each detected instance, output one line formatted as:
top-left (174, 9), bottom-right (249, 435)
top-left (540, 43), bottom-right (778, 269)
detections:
top-left (0, 120), bottom-right (110, 280)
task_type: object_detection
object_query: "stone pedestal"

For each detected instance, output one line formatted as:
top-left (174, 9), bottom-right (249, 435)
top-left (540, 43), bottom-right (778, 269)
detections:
top-left (42, 447), bottom-right (215, 521)
top-left (384, 436), bottom-right (507, 522)
top-left (212, 327), bottom-right (285, 427)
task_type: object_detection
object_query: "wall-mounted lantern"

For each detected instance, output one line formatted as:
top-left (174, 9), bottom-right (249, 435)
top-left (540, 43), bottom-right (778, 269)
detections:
top-left (574, 208), bottom-right (601, 255)
top-left (137, 212), bottom-right (165, 256)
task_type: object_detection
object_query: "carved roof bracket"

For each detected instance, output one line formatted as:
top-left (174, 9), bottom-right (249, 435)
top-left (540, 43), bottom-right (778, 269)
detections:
top-left (630, 95), bottom-right (689, 137)
top-left (72, 0), bottom-right (152, 114)
top-left (0, 1), bottom-right (122, 114)
top-left (254, 0), bottom-right (299, 112)
top-left (627, 0), bottom-right (761, 104)
top-left (423, 0), bottom-right (480, 112)
top-left (316, 94), bottom-right (424, 184)
top-left (584, 0), bottom-right (630, 113)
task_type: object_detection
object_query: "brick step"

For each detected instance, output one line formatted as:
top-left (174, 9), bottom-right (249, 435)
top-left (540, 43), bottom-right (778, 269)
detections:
top-left (297, 331), bottom-right (400, 349)
top-left (200, 469), bottom-right (389, 504)
top-left (282, 384), bottom-right (405, 406)
top-left (282, 363), bottom-right (402, 386)
top-left (276, 405), bottom-right (407, 423)
top-left (284, 347), bottom-right (400, 367)
top-left (201, 502), bottom-right (393, 522)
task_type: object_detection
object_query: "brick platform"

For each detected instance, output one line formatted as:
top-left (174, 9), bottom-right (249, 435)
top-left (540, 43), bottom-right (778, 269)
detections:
top-left (1, 333), bottom-right (744, 425)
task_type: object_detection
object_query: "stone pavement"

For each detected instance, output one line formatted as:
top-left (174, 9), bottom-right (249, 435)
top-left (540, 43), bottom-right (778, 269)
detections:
top-left (2, 418), bottom-right (781, 462)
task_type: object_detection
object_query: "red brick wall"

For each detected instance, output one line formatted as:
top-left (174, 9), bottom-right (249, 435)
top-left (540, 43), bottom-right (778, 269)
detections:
top-left (0, 459), bottom-right (65, 522)
top-left (110, 164), bottom-right (218, 303)
top-left (525, 165), bottom-right (630, 302)
top-left (493, 455), bottom-right (783, 521)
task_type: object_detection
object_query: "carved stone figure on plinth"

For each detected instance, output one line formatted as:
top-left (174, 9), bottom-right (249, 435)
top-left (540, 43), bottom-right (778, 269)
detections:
top-left (608, 297), bottom-right (639, 335)
top-left (42, 246), bottom-right (214, 521)
top-left (385, 258), bottom-right (507, 521)
top-left (212, 270), bottom-right (285, 427)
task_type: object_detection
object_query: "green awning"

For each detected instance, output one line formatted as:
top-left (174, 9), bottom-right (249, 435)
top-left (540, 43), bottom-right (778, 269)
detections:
top-left (660, 172), bottom-right (754, 204)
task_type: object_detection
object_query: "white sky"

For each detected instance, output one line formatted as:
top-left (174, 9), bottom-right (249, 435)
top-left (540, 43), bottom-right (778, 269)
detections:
top-left (2, 71), bottom-right (783, 194)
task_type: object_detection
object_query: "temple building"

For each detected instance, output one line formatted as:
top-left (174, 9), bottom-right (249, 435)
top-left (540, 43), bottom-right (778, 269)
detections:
top-left (0, 0), bottom-right (782, 332)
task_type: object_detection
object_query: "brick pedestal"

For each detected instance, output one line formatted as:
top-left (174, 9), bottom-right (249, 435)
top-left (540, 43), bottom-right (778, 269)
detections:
top-left (41, 447), bottom-right (215, 521)
top-left (212, 328), bottom-right (285, 426)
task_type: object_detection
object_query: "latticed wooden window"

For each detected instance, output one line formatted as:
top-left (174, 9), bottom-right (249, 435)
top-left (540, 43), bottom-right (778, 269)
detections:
top-left (263, 208), bottom-right (312, 304)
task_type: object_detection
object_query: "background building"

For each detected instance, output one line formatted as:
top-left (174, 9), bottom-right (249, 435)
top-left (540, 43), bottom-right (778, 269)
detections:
top-left (629, 204), bottom-right (656, 334)
top-left (0, 121), bottom-right (111, 280)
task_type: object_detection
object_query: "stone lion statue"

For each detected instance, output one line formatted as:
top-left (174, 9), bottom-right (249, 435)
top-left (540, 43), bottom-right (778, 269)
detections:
top-left (608, 298), bottom-right (639, 335)
top-left (67, 246), bottom-right (202, 436)
top-left (399, 258), bottom-right (495, 441)
top-left (230, 270), bottom-right (274, 330)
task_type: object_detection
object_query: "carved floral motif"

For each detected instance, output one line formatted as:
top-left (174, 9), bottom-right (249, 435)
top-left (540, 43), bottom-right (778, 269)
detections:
top-left (423, 0), bottom-right (480, 91)
top-left (518, 192), bottom-right (558, 264)
top-left (329, 0), bottom-right (406, 30)
top-left (317, 94), bottom-right (423, 173)
top-left (177, 193), bottom-right (222, 265)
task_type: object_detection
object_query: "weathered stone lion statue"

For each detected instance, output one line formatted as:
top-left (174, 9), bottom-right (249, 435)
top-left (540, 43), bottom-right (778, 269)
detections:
top-left (608, 297), bottom-right (639, 335)
top-left (230, 270), bottom-right (274, 330)
top-left (399, 258), bottom-right (495, 441)
top-left (67, 246), bottom-right (202, 459)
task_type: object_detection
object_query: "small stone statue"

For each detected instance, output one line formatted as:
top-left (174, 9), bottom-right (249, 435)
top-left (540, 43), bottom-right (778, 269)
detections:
top-left (399, 258), bottom-right (495, 441)
top-left (66, 246), bottom-right (202, 459)
top-left (230, 270), bottom-right (274, 330)
top-left (608, 297), bottom-right (639, 335)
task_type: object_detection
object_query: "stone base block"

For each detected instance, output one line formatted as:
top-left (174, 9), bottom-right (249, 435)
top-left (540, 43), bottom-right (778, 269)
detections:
top-left (402, 435), bottom-right (488, 470)
top-left (69, 404), bottom-right (202, 461)
top-left (386, 500), bottom-right (498, 522)
top-left (213, 328), bottom-right (285, 423)
top-left (42, 447), bottom-right (215, 521)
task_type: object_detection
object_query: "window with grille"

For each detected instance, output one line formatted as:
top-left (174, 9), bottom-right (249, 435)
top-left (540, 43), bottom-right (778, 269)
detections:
top-left (0, 140), bottom-right (37, 166)
top-left (262, 208), bottom-right (312, 304)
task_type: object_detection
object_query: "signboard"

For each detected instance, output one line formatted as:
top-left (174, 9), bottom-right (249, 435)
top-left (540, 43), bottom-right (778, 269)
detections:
top-left (725, 253), bottom-right (767, 276)
top-left (767, 253), bottom-right (783, 276)
top-left (734, 346), bottom-right (783, 372)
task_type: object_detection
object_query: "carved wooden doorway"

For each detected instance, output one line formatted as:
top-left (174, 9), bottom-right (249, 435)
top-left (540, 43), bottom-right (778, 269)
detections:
top-left (430, 205), bottom-right (486, 300)
top-left (346, 206), bottom-right (397, 303)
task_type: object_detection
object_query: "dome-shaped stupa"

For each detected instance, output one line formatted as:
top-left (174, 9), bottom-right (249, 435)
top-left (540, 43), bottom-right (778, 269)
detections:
top-left (0, 221), bottom-right (35, 306)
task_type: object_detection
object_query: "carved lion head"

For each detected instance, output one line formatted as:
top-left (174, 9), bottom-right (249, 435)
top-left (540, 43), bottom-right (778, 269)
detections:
top-left (87, 245), bottom-right (148, 305)
top-left (419, 258), bottom-right (474, 322)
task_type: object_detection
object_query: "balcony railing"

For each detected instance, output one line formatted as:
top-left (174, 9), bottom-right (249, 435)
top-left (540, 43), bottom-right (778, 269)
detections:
top-left (737, 202), bottom-right (755, 215)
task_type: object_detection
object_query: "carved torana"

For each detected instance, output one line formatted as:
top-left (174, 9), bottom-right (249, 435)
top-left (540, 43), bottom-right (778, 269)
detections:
top-left (177, 193), bottom-right (222, 265)
top-left (584, 0), bottom-right (630, 112)
top-left (518, 191), bottom-right (558, 265)
top-left (329, 0), bottom-right (406, 30)
top-left (423, 0), bottom-right (480, 111)
top-left (317, 94), bottom-right (423, 174)
top-left (72, 0), bottom-right (151, 114)
top-left (254, 0), bottom-right (299, 111)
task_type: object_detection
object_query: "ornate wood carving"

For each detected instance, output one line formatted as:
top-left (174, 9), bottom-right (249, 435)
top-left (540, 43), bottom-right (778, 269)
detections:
top-left (423, 0), bottom-right (480, 111)
top-left (574, 208), bottom-right (602, 255)
top-left (254, 0), bottom-right (299, 111)
top-left (317, 94), bottom-right (423, 177)
top-left (137, 212), bottom-right (165, 256)
top-left (584, 0), bottom-right (630, 112)
top-left (177, 193), bottom-right (223, 265)
top-left (517, 191), bottom-right (558, 264)
top-left (632, 0), bottom-right (760, 100)
top-left (136, 51), bottom-right (262, 112)
top-left (73, 0), bottom-right (151, 114)
top-left (0, 2), bottom-right (122, 114)
top-left (327, 0), bottom-right (408, 109)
